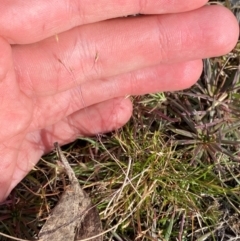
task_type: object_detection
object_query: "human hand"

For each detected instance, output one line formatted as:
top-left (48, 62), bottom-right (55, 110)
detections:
top-left (0, 0), bottom-right (239, 202)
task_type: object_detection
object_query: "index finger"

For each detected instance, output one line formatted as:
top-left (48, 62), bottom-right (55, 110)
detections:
top-left (1, 0), bottom-right (208, 44)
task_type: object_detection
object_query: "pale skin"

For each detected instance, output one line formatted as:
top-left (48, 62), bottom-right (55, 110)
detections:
top-left (0, 0), bottom-right (239, 202)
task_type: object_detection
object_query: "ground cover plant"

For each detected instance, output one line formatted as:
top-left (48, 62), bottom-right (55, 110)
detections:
top-left (0, 1), bottom-right (240, 240)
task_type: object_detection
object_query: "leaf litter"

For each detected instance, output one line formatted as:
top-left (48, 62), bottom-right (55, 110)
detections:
top-left (38, 142), bottom-right (102, 241)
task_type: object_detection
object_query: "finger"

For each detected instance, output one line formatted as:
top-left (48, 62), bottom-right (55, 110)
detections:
top-left (13, 6), bottom-right (239, 96)
top-left (2, 0), bottom-right (208, 44)
top-left (5, 97), bottom-right (132, 201)
top-left (42, 96), bottom-right (132, 142)
top-left (29, 60), bottom-right (202, 131)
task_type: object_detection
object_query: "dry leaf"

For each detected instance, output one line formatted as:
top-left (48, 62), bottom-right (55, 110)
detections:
top-left (38, 142), bottom-right (102, 241)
